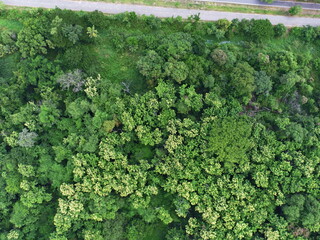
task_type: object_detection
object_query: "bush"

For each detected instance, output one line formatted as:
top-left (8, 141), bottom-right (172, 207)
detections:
top-left (126, 36), bottom-right (139, 52)
top-left (143, 14), bottom-right (162, 30)
top-left (249, 19), bottom-right (274, 42)
top-left (301, 26), bottom-right (317, 42)
top-left (216, 19), bottom-right (231, 31)
top-left (86, 10), bottom-right (109, 29)
top-left (274, 24), bottom-right (287, 38)
top-left (289, 5), bottom-right (302, 15)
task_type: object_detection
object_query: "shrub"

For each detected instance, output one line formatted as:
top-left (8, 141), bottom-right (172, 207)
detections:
top-left (249, 19), bottom-right (274, 43)
top-left (289, 5), bottom-right (302, 15)
top-left (87, 10), bottom-right (109, 28)
top-left (274, 24), bottom-right (287, 38)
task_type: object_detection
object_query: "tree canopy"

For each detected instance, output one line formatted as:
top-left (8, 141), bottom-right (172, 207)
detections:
top-left (0, 8), bottom-right (320, 240)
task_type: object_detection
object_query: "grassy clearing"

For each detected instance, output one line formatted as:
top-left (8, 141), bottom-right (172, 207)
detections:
top-left (265, 36), bottom-right (317, 57)
top-left (93, 21), bottom-right (186, 93)
top-left (94, 31), bottom-right (147, 94)
top-left (0, 18), bottom-right (22, 31)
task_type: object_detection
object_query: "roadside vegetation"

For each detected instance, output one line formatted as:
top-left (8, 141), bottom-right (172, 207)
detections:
top-left (1, 7), bottom-right (320, 240)
top-left (289, 5), bottom-right (303, 15)
top-left (72, 0), bottom-right (320, 18)
top-left (262, 0), bottom-right (320, 3)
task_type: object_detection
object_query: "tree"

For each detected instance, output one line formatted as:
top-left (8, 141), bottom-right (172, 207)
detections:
top-left (164, 58), bottom-right (189, 84)
top-left (0, 30), bottom-right (17, 57)
top-left (17, 128), bottom-right (38, 148)
top-left (16, 56), bottom-right (61, 89)
top-left (211, 49), bottom-right (228, 66)
top-left (254, 71), bottom-right (273, 96)
top-left (61, 24), bottom-right (83, 44)
top-left (207, 117), bottom-right (254, 169)
top-left (277, 71), bottom-right (301, 96)
top-left (1, 30), bottom-right (17, 45)
top-left (282, 194), bottom-right (320, 231)
top-left (2, 8), bottom-right (320, 240)
top-left (185, 56), bottom-right (208, 85)
top-left (137, 50), bottom-right (163, 86)
top-left (57, 69), bottom-right (85, 92)
top-left (50, 16), bottom-right (84, 48)
top-left (273, 51), bottom-right (298, 73)
top-left (176, 85), bottom-right (203, 113)
top-left (216, 19), bottom-right (231, 32)
top-left (230, 62), bottom-right (255, 103)
top-left (304, 26), bottom-right (318, 43)
top-left (16, 16), bottom-right (53, 57)
top-left (157, 32), bottom-right (193, 60)
top-left (87, 25), bottom-right (98, 38)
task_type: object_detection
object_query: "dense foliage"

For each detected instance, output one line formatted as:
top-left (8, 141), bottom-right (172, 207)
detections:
top-left (1, 7), bottom-right (320, 240)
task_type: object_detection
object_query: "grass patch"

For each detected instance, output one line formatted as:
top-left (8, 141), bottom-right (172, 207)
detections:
top-left (95, 32), bottom-right (147, 94)
top-left (0, 18), bottom-right (23, 31)
top-left (142, 223), bottom-right (168, 240)
top-left (263, 34), bottom-right (320, 57)
top-left (0, 53), bottom-right (18, 79)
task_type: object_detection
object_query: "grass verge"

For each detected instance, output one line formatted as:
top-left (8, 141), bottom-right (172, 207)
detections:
top-left (71, 0), bottom-right (320, 18)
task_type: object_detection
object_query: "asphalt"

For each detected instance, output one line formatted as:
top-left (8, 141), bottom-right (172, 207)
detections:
top-left (2, 0), bottom-right (320, 27)
top-left (200, 0), bottom-right (320, 10)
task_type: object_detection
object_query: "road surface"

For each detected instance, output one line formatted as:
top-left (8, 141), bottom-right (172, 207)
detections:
top-left (2, 0), bottom-right (320, 27)
top-left (201, 0), bottom-right (320, 10)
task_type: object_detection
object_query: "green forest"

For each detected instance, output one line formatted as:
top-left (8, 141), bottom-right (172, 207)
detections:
top-left (0, 7), bottom-right (320, 240)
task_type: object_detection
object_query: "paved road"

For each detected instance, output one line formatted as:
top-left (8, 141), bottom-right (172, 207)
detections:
top-left (2, 0), bottom-right (320, 27)
top-left (201, 0), bottom-right (320, 10)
